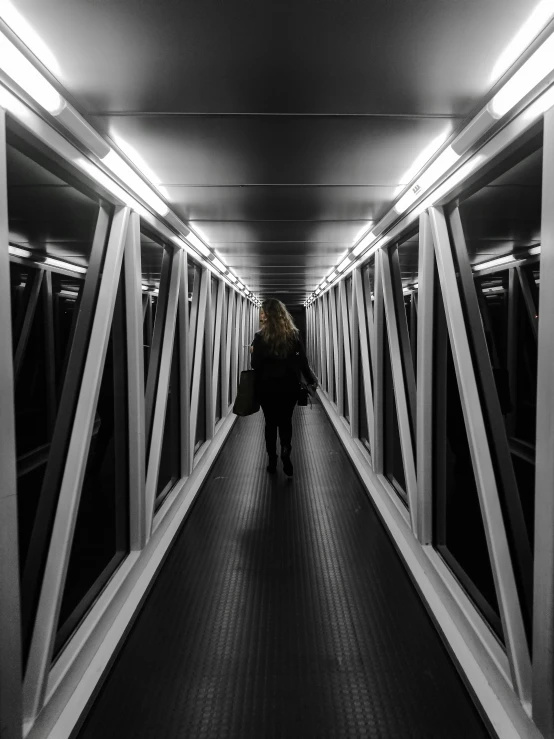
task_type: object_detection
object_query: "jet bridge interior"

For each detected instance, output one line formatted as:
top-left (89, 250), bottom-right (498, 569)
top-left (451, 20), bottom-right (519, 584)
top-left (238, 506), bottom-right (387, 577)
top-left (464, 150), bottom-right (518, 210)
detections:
top-left (0, 2), bottom-right (554, 738)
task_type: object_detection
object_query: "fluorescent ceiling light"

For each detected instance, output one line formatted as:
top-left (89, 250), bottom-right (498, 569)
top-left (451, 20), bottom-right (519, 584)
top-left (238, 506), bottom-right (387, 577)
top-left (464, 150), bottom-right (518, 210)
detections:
top-left (110, 133), bottom-right (168, 197)
top-left (227, 273), bottom-right (238, 283)
top-left (186, 231), bottom-right (211, 257)
top-left (9, 245), bottom-right (33, 260)
top-left (315, 288), bottom-right (321, 294)
top-left (58, 289), bottom-right (79, 298)
top-left (353, 230), bottom-right (377, 257)
top-left (0, 82), bottom-right (31, 118)
top-left (9, 244), bottom-right (86, 274)
top-left (237, 282), bottom-right (245, 290)
top-left (75, 157), bottom-right (150, 218)
top-left (327, 271), bottom-right (338, 282)
top-left (489, 30), bottom-right (554, 118)
top-left (337, 257), bottom-right (351, 272)
top-left (473, 255), bottom-right (517, 271)
top-left (320, 280), bottom-right (328, 287)
top-left (483, 285), bottom-right (505, 293)
top-left (528, 246), bottom-right (541, 255)
top-left (352, 222), bottom-right (373, 243)
top-left (415, 155), bottom-right (486, 214)
top-left (395, 146), bottom-right (460, 214)
top-left (212, 257), bottom-right (227, 273)
top-left (491, 1), bottom-right (554, 82)
top-left (0, 29), bottom-right (63, 113)
top-left (102, 150), bottom-right (168, 216)
top-left (43, 256), bottom-right (87, 274)
top-left (0, 1), bottom-right (61, 75)
top-left (394, 128), bottom-right (452, 196)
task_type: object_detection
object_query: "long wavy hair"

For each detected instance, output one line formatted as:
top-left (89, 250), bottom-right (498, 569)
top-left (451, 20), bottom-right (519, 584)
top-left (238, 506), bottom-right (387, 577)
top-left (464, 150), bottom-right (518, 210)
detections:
top-left (259, 298), bottom-right (298, 357)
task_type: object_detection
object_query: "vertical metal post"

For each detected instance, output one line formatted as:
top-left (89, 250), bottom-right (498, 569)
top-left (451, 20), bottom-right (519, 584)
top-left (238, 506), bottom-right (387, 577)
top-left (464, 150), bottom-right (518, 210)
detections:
top-left (507, 268), bottom-right (519, 437)
top-left (216, 283), bottom-right (227, 417)
top-left (179, 249), bottom-right (192, 476)
top-left (230, 292), bottom-right (239, 400)
top-left (373, 250), bottom-right (385, 473)
top-left (224, 290), bottom-right (235, 411)
top-left (0, 105), bottom-right (23, 739)
top-left (390, 245), bottom-right (417, 430)
top-left (354, 268), bottom-right (375, 454)
top-left (144, 249), bottom-right (181, 535)
top-left (330, 287), bottom-right (340, 407)
top-left (13, 269), bottom-right (43, 380)
top-left (124, 211), bottom-right (147, 549)
top-left (381, 247), bottom-right (418, 526)
top-left (533, 104), bottom-right (554, 737)
top-left (189, 269), bottom-right (208, 463)
top-left (349, 274), bottom-right (359, 436)
top-left (339, 279), bottom-right (353, 424)
top-left (416, 212), bottom-right (434, 544)
top-left (145, 247), bottom-right (172, 449)
top-left (42, 271), bottom-right (57, 434)
top-left (324, 292), bottom-right (333, 397)
top-left (204, 272), bottom-right (215, 440)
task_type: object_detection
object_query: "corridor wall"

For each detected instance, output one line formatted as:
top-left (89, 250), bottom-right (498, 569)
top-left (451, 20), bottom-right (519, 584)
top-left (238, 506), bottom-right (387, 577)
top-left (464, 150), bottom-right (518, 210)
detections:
top-left (0, 106), bottom-right (259, 739)
top-left (307, 104), bottom-right (554, 739)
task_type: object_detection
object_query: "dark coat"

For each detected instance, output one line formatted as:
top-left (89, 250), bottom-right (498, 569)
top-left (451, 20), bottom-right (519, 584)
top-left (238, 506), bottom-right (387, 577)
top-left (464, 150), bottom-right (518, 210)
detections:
top-left (250, 330), bottom-right (317, 397)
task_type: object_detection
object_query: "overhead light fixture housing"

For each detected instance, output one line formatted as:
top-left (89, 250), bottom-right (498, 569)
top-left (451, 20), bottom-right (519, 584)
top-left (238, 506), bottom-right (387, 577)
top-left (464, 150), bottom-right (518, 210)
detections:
top-left (212, 256), bottom-right (227, 273)
top-left (337, 256), bottom-right (352, 273)
top-left (473, 255), bottom-right (517, 272)
top-left (102, 150), bottom-right (169, 216)
top-left (186, 231), bottom-right (211, 258)
top-left (0, 29), bottom-right (63, 114)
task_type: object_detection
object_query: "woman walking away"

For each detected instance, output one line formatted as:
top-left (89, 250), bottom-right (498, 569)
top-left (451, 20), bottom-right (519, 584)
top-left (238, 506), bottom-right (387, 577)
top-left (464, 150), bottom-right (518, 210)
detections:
top-left (250, 298), bottom-right (318, 476)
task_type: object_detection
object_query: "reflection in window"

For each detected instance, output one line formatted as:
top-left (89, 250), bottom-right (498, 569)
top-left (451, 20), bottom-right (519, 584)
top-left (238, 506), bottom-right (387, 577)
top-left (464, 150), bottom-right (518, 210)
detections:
top-left (6, 138), bottom-right (102, 661)
top-left (383, 317), bottom-right (407, 502)
top-left (457, 142), bottom-right (541, 639)
top-left (358, 347), bottom-right (370, 451)
top-left (56, 275), bottom-right (129, 654)
top-left (433, 278), bottom-right (501, 638)
top-left (156, 315), bottom-right (181, 508)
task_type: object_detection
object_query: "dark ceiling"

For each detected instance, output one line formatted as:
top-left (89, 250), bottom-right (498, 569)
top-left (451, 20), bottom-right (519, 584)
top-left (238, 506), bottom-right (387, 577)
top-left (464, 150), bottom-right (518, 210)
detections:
top-left (9, 0), bottom-right (546, 304)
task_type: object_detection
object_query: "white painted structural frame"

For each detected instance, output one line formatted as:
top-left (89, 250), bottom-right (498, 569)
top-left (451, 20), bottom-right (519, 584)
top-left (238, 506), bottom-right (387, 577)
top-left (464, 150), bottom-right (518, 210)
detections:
top-left (0, 106), bottom-right (22, 739)
top-left (0, 94), bottom-right (254, 739)
top-left (533, 104), bottom-right (554, 739)
top-left (306, 86), bottom-right (554, 739)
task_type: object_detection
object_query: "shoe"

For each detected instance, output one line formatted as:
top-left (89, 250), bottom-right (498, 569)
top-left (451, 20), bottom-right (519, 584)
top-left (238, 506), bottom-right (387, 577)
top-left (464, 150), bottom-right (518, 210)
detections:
top-left (281, 445), bottom-right (293, 477)
top-left (267, 454), bottom-right (278, 473)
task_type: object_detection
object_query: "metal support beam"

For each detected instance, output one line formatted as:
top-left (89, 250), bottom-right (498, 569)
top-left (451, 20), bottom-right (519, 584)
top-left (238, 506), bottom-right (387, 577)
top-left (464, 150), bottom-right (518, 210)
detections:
top-left (533, 104), bottom-right (554, 737)
top-left (373, 251), bottom-right (385, 474)
top-left (429, 205), bottom-right (531, 704)
top-left (124, 211), bottom-right (147, 550)
top-left (179, 250), bottom-right (192, 476)
top-left (416, 212), bottom-right (434, 545)
top-left (145, 248), bottom-right (181, 536)
top-left (0, 105), bottom-right (22, 739)
top-left (449, 206), bottom-right (533, 626)
top-left (23, 207), bottom-right (130, 723)
top-left (381, 247), bottom-right (418, 527)
top-left (354, 268), bottom-right (375, 454)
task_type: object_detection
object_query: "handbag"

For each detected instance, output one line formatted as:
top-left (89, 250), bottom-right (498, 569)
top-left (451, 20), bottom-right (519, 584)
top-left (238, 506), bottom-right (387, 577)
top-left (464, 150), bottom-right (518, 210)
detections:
top-left (233, 369), bottom-right (260, 416)
top-left (297, 382), bottom-right (312, 408)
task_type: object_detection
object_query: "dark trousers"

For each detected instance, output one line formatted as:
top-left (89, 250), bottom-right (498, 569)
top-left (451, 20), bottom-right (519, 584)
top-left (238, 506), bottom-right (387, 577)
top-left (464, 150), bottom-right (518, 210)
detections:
top-left (259, 391), bottom-right (297, 455)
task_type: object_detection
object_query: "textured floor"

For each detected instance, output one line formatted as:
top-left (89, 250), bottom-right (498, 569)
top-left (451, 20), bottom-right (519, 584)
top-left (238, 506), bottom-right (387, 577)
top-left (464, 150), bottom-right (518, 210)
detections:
top-left (77, 401), bottom-right (492, 739)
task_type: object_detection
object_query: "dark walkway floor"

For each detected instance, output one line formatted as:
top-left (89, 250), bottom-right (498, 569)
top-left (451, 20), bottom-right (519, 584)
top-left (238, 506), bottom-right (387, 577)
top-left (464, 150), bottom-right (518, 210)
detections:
top-left (77, 401), bottom-right (492, 739)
